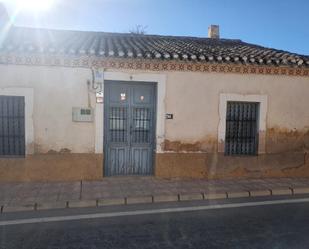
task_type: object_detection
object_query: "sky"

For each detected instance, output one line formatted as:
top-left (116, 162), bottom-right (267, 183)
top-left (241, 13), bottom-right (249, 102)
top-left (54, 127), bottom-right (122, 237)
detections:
top-left (1, 0), bottom-right (309, 55)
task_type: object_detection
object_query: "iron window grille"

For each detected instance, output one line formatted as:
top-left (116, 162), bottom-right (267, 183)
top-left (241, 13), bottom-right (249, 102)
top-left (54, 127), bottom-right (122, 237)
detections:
top-left (225, 101), bottom-right (259, 156)
top-left (0, 96), bottom-right (25, 157)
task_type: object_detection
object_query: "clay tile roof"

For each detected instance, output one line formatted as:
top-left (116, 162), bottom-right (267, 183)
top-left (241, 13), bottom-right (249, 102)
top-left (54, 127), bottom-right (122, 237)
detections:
top-left (1, 26), bottom-right (309, 68)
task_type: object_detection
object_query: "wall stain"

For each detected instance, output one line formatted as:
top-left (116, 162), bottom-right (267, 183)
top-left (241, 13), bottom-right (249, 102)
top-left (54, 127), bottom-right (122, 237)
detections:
top-left (33, 142), bottom-right (43, 154)
top-left (59, 148), bottom-right (71, 153)
top-left (266, 126), bottom-right (309, 153)
top-left (47, 149), bottom-right (58, 154)
top-left (163, 136), bottom-right (217, 152)
top-left (0, 154), bottom-right (103, 182)
top-left (47, 148), bottom-right (72, 154)
top-left (163, 127), bottom-right (309, 154)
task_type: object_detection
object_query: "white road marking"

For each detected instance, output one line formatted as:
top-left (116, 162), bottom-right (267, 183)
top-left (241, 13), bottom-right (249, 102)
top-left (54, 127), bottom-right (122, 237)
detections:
top-left (1, 197), bottom-right (309, 227)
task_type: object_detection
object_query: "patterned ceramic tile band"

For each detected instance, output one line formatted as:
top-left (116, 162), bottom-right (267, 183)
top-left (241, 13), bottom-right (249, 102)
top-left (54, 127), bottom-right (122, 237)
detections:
top-left (0, 54), bottom-right (308, 77)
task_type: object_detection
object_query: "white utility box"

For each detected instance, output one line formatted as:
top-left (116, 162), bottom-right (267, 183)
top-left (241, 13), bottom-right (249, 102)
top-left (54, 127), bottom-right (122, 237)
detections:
top-left (72, 107), bottom-right (94, 122)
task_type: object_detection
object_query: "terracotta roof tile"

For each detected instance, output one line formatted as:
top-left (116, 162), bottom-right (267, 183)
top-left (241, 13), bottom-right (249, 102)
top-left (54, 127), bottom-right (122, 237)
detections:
top-left (1, 26), bottom-right (308, 68)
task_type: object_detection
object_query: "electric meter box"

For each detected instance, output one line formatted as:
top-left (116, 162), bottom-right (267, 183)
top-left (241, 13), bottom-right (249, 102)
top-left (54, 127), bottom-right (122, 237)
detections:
top-left (72, 107), bottom-right (94, 122)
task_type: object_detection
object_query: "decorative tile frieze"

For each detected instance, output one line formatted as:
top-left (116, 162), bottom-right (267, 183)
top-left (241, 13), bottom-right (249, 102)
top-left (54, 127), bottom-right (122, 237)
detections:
top-left (0, 53), bottom-right (308, 77)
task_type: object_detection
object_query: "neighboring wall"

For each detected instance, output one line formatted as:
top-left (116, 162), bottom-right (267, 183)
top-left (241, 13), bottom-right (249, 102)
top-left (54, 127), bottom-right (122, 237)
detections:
top-left (0, 64), bottom-right (308, 181)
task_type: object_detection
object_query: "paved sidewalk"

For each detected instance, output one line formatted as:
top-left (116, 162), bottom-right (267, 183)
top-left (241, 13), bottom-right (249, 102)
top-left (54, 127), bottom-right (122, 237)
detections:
top-left (1, 177), bottom-right (309, 213)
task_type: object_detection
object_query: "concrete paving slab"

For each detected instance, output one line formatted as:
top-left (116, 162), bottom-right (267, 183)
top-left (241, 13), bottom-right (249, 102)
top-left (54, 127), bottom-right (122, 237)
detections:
top-left (9, 198), bottom-right (36, 206)
top-left (1, 177), bottom-right (309, 212)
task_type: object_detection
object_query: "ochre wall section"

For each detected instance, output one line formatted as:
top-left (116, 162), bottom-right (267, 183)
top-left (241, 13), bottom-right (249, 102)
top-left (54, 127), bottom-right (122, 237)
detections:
top-left (155, 152), bottom-right (309, 179)
top-left (0, 154), bottom-right (103, 182)
top-left (1, 151), bottom-right (308, 182)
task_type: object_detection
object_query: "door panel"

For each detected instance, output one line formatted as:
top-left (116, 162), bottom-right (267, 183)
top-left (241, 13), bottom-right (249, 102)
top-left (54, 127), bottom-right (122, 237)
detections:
top-left (104, 81), bottom-right (156, 176)
top-left (131, 147), bottom-right (152, 175)
top-left (108, 147), bottom-right (130, 175)
top-left (131, 107), bottom-right (151, 143)
top-left (109, 84), bottom-right (129, 104)
top-left (109, 106), bottom-right (128, 143)
top-left (132, 85), bottom-right (153, 105)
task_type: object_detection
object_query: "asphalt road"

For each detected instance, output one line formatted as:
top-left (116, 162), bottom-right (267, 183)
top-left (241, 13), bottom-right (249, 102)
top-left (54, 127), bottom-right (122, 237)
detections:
top-left (1, 197), bottom-right (309, 249)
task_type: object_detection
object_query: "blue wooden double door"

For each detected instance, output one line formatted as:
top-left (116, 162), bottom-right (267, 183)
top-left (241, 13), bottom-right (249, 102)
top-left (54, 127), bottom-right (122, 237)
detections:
top-left (104, 81), bottom-right (157, 176)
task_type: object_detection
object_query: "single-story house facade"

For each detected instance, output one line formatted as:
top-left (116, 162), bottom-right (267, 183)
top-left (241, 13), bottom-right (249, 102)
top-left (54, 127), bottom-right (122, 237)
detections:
top-left (0, 20), bottom-right (308, 182)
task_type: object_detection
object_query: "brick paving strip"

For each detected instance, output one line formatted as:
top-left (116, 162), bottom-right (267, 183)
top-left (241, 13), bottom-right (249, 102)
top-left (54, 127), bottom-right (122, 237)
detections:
top-left (0, 177), bottom-right (309, 213)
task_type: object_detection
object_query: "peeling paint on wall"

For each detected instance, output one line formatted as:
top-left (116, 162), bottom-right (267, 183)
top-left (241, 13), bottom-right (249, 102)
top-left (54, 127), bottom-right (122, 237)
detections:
top-left (156, 151), bottom-right (309, 180)
top-left (163, 136), bottom-right (218, 153)
top-left (266, 127), bottom-right (309, 153)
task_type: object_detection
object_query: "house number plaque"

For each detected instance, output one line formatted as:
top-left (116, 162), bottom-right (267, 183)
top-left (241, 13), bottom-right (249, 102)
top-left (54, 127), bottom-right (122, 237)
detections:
top-left (165, 113), bottom-right (174, 119)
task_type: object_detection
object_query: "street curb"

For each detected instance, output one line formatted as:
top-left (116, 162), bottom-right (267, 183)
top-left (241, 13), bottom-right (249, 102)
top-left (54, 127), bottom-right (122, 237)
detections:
top-left (179, 193), bottom-right (204, 201)
top-left (250, 189), bottom-right (272, 197)
top-left (204, 192), bottom-right (227, 200)
top-left (97, 198), bottom-right (125, 206)
top-left (292, 187), bottom-right (309, 195)
top-left (126, 196), bottom-right (153, 205)
top-left (2, 187), bottom-right (309, 213)
top-left (271, 188), bottom-right (293, 196)
top-left (153, 195), bottom-right (179, 203)
top-left (227, 191), bottom-right (250, 199)
top-left (2, 204), bottom-right (35, 213)
top-left (35, 201), bottom-right (67, 211)
top-left (68, 200), bottom-right (97, 208)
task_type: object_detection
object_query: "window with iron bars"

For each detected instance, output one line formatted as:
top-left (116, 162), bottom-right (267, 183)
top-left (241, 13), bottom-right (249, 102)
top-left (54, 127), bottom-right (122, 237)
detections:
top-left (225, 101), bottom-right (259, 156)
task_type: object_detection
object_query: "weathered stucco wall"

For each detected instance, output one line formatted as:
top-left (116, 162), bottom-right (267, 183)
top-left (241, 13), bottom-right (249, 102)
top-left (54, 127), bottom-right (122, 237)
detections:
top-left (0, 154), bottom-right (103, 182)
top-left (0, 64), bottom-right (308, 181)
top-left (156, 152), bottom-right (309, 179)
top-left (164, 71), bottom-right (309, 154)
top-left (0, 65), bottom-right (95, 153)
